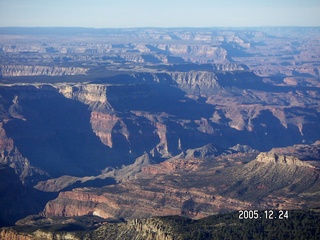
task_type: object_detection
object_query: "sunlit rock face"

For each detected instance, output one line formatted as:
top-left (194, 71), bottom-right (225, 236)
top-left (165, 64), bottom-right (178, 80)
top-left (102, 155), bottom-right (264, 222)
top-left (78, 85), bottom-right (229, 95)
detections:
top-left (255, 152), bottom-right (315, 167)
top-left (1, 65), bottom-right (88, 77)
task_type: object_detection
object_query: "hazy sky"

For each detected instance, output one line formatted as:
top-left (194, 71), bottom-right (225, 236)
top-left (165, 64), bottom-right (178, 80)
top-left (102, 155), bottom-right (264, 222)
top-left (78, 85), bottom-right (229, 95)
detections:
top-left (1, 0), bottom-right (319, 28)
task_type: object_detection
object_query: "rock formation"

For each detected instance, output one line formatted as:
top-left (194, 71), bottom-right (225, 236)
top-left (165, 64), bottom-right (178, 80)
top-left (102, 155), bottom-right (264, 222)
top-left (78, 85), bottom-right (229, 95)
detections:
top-left (1, 65), bottom-right (88, 77)
top-left (255, 152), bottom-right (315, 168)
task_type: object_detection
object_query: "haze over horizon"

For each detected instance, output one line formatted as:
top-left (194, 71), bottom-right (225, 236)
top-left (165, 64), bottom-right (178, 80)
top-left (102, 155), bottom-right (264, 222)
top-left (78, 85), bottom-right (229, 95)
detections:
top-left (1, 0), bottom-right (319, 28)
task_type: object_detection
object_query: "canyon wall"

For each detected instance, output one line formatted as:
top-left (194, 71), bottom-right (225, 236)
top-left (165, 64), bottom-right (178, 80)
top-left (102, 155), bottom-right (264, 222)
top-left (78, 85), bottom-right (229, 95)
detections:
top-left (1, 65), bottom-right (88, 77)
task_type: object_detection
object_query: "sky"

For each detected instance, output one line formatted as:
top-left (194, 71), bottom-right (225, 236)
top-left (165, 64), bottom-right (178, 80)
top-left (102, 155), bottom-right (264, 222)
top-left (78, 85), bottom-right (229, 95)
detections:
top-left (0, 0), bottom-right (319, 28)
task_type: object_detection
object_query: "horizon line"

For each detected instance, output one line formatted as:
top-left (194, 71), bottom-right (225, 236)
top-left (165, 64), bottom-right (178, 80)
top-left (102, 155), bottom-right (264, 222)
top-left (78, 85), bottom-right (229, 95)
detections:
top-left (1, 26), bottom-right (320, 29)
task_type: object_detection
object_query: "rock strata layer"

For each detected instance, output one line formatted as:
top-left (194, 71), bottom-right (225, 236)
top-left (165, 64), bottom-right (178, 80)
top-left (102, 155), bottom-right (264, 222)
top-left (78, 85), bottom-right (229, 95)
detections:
top-left (42, 152), bottom-right (320, 220)
top-left (255, 152), bottom-right (315, 168)
top-left (1, 65), bottom-right (88, 77)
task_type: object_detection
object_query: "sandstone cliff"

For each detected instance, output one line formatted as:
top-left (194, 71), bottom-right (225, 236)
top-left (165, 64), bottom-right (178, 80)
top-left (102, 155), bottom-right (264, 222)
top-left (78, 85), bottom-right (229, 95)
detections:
top-left (152, 44), bottom-right (228, 63)
top-left (255, 152), bottom-right (315, 168)
top-left (1, 65), bottom-right (88, 77)
top-left (58, 84), bottom-right (108, 107)
top-left (57, 83), bottom-right (131, 149)
top-left (170, 71), bottom-right (222, 95)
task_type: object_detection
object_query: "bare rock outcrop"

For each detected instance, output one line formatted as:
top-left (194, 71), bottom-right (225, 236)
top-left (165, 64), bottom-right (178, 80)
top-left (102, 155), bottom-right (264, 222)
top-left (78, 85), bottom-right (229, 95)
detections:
top-left (57, 84), bottom-right (128, 148)
top-left (0, 228), bottom-right (34, 240)
top-left (255, 152), bottom-right (315, 168)
top-left (0, 226), bottom-right (82, 240)
top-left (90, 112), bottom-right (120, 148)
top-left (57, 84), bottom-right (110, 110)
top-left (1, 65), bottom-right (88, 77)
top-left (170, 71), bottom-right (222, 95)
top-left (42, 182), bottom-right (248, 220)
top-left (153, 44), bottom-right (227, 63)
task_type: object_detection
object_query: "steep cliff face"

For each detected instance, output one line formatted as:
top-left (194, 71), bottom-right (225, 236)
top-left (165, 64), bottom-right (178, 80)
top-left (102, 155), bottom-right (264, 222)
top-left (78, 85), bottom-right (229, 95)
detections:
top-left (167, 69), bottom-right (265, 97)
top-left (58, 84), bottom-right (129, 149)
top-left (43, 190), bottom-right (121, 219)
top-left (1, 65), bottom-right (88, 77)
top-left (152, 44), bottom-right (228, 63)
top-left (225, 152), bottom-right (320, 206)
top-left (90, 112), bottom-right (119, 148)
top-left (170, 71), bottom-right (221, 95)
top-left (255, 152), bottom-right (315, 167)
top-left (58, 82), bottom-right (168, 154)
top-left (57, 84), bottom-right (110, 110)
top-left (42, 180), bottom-right (238, 220)
top-left (1, 85), bottom-right (113, 177)
top-left (56, 81), bottom-right (206, 156)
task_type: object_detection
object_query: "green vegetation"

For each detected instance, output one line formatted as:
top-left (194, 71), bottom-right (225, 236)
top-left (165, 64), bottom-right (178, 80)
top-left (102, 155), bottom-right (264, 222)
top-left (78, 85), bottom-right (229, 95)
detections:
top-left (158, 210), bottom-right (320, 240)
top-left (1, 210), bottom-right (319, 239)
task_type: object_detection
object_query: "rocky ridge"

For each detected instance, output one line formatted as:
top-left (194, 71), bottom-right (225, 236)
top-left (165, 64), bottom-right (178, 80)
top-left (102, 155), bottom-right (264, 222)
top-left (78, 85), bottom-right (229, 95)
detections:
top-left (1, 65), bottom-right (88, 77)
top-left (34, 153), bottom-right (153, 192)
top-left (41, 151), bottom-right (320, 220)
top-left (255, 152), bottom-right (315, 167)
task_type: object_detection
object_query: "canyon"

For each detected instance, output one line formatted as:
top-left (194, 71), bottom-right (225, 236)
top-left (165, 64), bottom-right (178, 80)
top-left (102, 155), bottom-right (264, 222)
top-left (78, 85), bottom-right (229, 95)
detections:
top-left (0, 27), bottom-right (319, 238)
